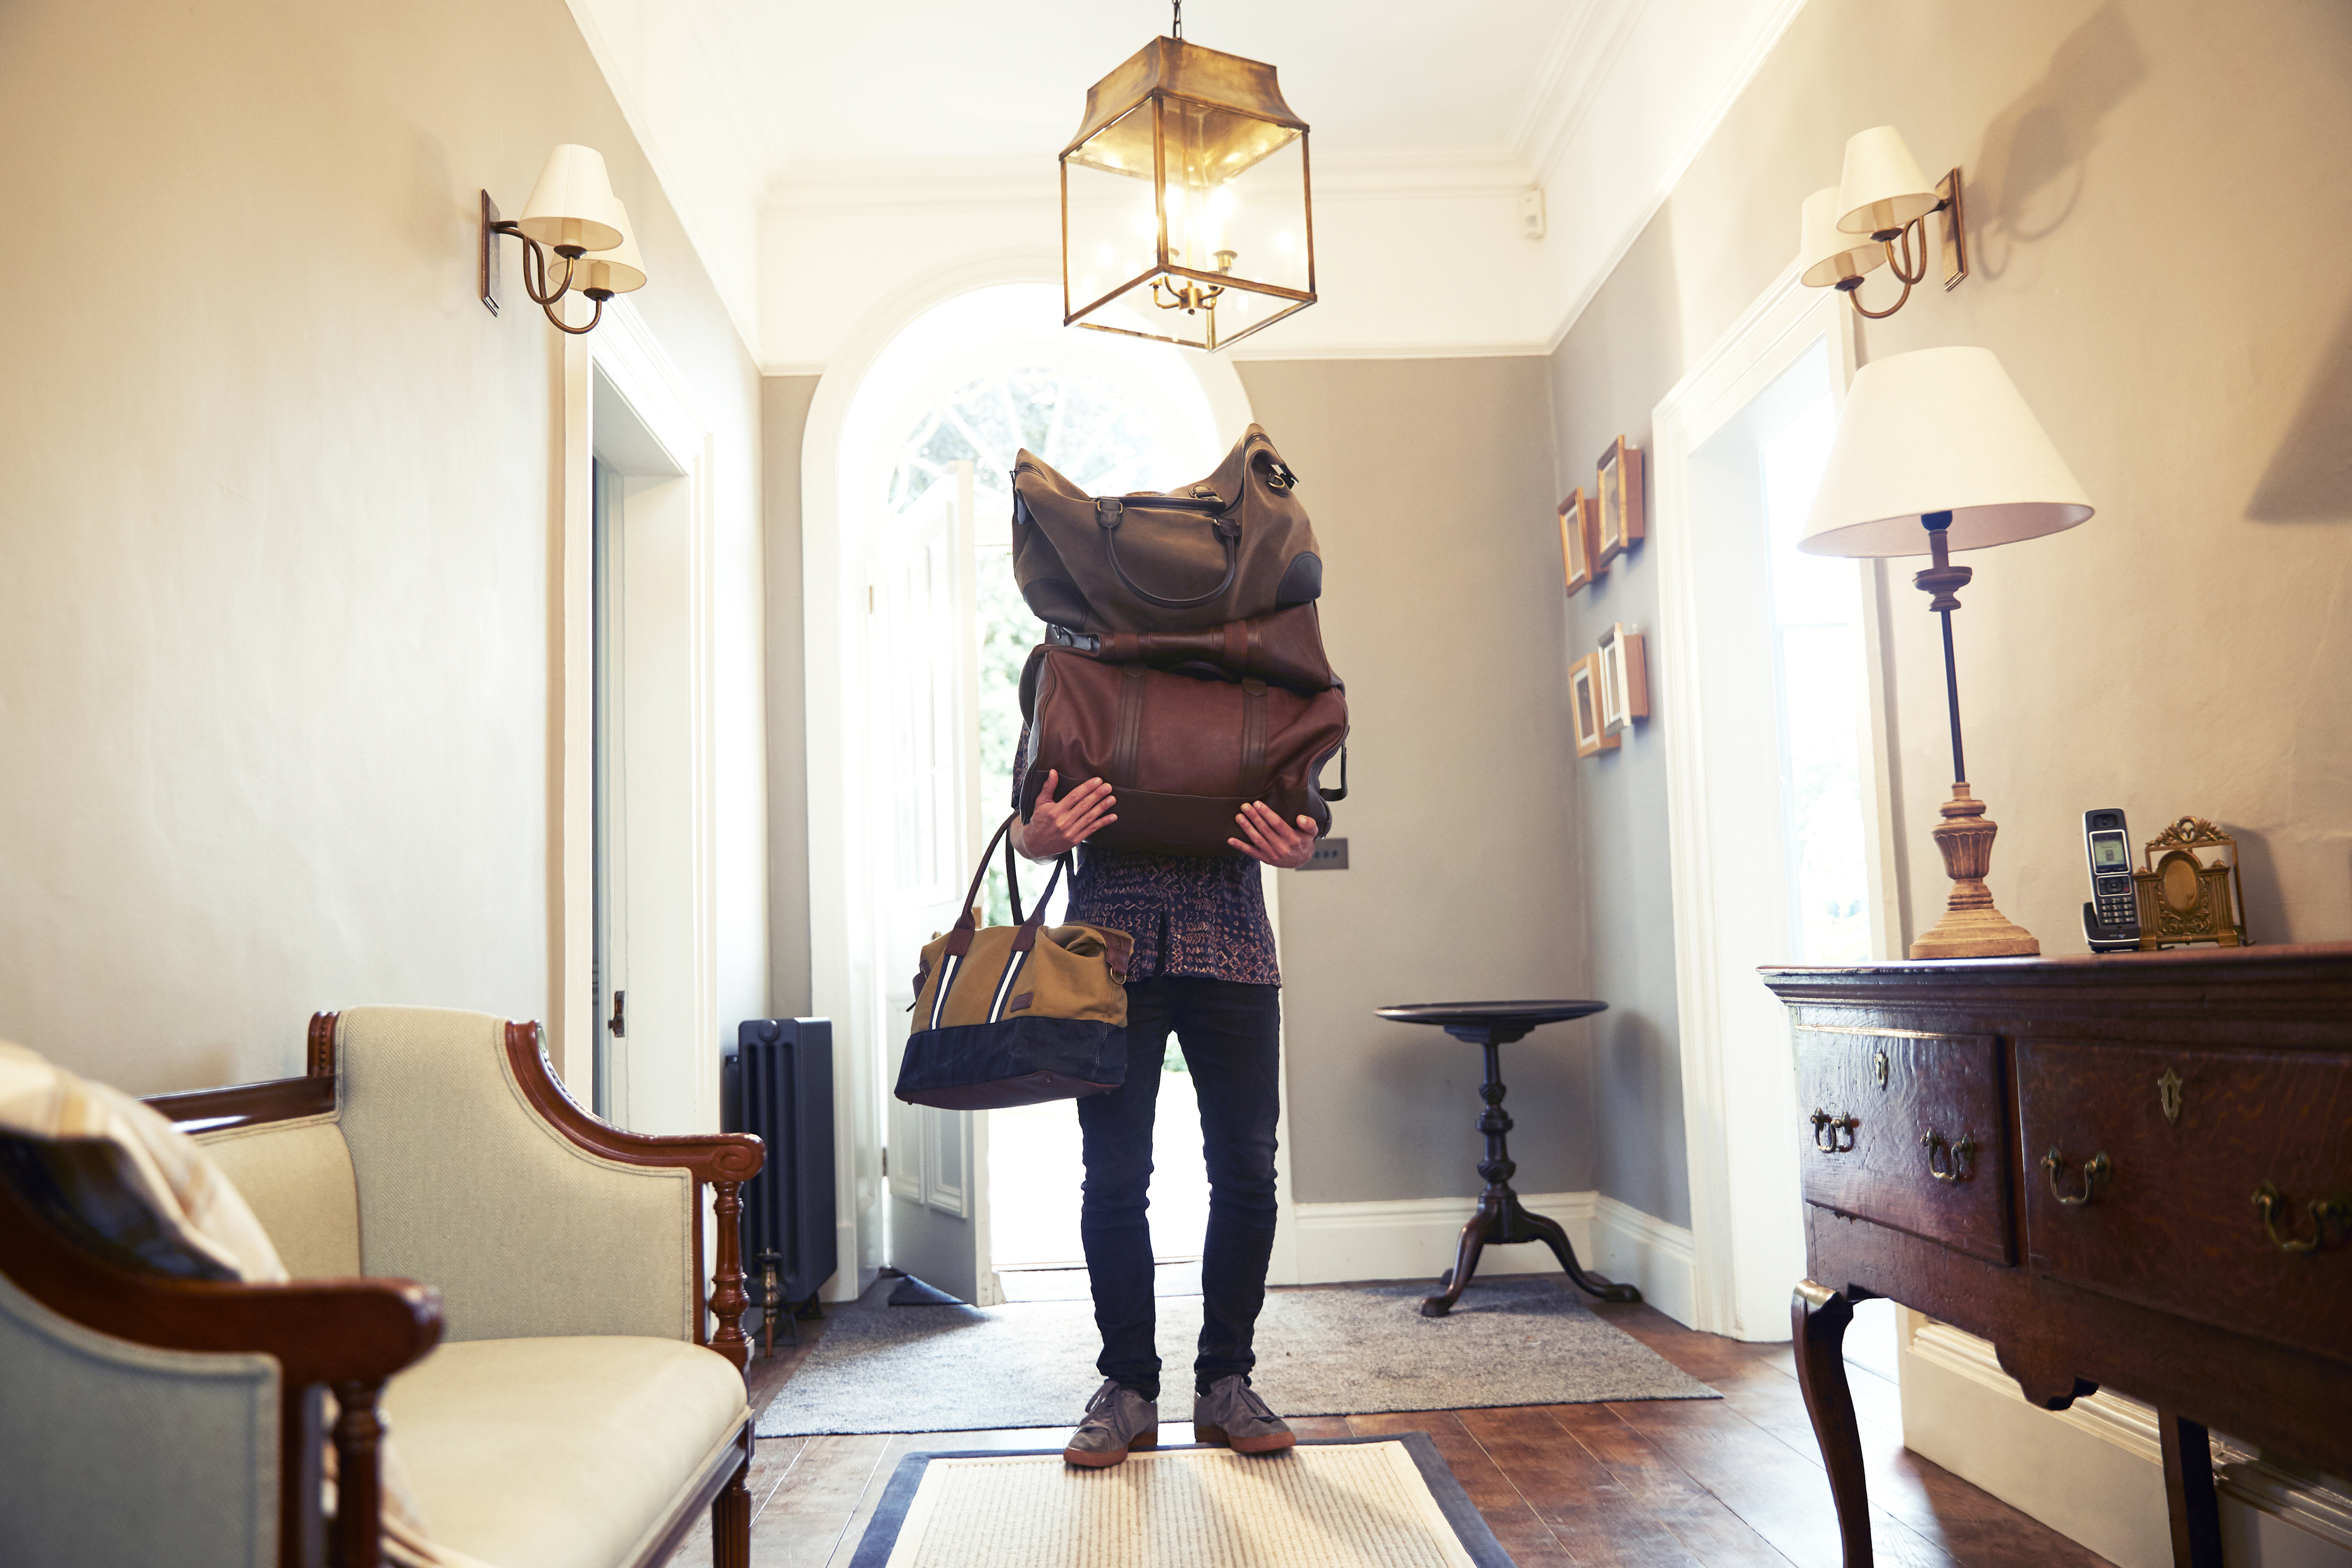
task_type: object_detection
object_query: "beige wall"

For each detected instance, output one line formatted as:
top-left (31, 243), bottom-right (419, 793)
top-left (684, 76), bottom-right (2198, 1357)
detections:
top-left (1552, 0), bottom-right (2352, 1222)
top-left (1235, 359), bottom-right (1596, 1206)
top-left (0, 0), bottom-right (766, 1091)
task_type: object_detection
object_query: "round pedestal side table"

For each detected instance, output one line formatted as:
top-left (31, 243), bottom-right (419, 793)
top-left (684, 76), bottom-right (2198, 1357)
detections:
top-left (1375, 1000), bottom-right (1641, 1318)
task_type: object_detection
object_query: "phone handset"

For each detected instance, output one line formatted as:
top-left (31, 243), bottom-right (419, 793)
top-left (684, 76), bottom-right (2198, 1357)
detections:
top-left (2082, 807), bottom-right (2141, 953)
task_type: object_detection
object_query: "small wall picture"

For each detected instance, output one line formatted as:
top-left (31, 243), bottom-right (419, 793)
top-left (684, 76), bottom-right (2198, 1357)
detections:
top-left (1571, 651), bottom-right (1619, 757)
top-left (1598, 621), bottom-right (1649, 734)
top-left (1559, 489), bottom-right (1599, 594)
top-left (1595, 436), bottom-right (1646, 566)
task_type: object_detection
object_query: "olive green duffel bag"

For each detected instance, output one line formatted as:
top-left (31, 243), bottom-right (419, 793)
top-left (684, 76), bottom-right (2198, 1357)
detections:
top-left (895, 815), bottom-right (1134, 1111)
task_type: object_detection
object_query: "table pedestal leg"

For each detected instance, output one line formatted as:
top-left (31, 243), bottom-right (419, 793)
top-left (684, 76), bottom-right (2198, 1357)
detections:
top-left (1422, 1032), bottom-right (1642, 1316)
top-left (1793, 1280), bottom-right (1873, 1567)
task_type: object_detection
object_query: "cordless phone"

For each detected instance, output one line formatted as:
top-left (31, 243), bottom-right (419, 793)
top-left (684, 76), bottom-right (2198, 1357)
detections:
top-left (2081, 808), bottom-right (2141, 952)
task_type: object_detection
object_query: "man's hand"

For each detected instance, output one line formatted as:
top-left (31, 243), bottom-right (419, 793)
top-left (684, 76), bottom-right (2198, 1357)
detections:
top-left (1230, 801), bottom-right (1317, 870)
top-left (1016, 770), bottom-right (1116, 860)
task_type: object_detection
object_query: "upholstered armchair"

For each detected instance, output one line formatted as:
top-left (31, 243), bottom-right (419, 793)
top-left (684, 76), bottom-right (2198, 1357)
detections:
top-left (0, 1005), bottom-right (763, 1568)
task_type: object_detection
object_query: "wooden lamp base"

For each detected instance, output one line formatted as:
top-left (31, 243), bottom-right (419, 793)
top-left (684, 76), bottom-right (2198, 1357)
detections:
top-left (1910, 783), bottom-right (2040, 959)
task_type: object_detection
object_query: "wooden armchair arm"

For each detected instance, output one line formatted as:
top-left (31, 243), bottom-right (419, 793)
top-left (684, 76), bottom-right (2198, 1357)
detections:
top-left (500, 1021), bottom-right (766, 1369)
top-left (0, 1165), bottom-right (442, 1568)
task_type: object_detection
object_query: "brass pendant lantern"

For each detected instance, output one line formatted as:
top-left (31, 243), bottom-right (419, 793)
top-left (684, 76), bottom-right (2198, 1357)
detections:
top-left (1061, 5), bottom-right (1315, 352)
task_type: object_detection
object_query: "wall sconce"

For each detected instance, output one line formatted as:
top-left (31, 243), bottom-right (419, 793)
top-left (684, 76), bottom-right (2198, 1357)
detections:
top-left (478, 144), bottom-right (647, 336)
top-left (1799, 126), bottom-right (1966, 320)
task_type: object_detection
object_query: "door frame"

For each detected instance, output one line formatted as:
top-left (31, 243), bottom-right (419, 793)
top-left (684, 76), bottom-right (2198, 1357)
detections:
top-left (1651, 265), bottom-right (1902, 1339)
top-left (557, 300), bottom-right (720, 1125)
top-left (799, 252), bottom-right (1283, 1302)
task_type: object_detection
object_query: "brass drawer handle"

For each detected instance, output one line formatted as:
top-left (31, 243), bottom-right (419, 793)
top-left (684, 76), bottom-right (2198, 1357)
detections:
top-left (2253, 1183), bottom-right (2348, 1253)
top-left (1810, 1109), bottom-right (1858, 1154)
top-left (1920, 1129), bottom-right (1975, 1182)
top-left (2043, 1148), bottom-right (2111, 1205)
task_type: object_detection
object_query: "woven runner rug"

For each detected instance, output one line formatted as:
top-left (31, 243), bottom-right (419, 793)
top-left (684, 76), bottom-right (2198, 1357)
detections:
top-left (759, 1276), bottom-right (1713, 1437)
top-left (848, 1435), bottom-right (1515, 1568)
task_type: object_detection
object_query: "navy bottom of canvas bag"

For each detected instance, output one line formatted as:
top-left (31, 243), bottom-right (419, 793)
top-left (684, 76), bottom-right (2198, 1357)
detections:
top-left (894, 1015), bottom-right (1128, 1111)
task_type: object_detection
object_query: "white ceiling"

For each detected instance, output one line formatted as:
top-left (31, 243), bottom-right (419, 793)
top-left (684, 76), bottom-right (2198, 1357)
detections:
top-left (564, 0), bottom-right (1810, 365)
top-left (715, 0), bottom-right (1601, 178)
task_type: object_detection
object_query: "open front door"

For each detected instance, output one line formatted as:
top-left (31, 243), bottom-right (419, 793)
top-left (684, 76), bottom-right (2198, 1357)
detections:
top-left (868, 463), bottom-right (998, 1305)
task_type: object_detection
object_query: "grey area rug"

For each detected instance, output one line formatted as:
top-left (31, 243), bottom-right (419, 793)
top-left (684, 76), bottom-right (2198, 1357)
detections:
top-left (758, 1276), bottom-right (1715, 1437)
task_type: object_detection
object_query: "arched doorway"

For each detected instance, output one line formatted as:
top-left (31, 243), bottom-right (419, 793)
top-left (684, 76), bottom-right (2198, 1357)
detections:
top-left (800, 276), bottom-right (1278, 1303)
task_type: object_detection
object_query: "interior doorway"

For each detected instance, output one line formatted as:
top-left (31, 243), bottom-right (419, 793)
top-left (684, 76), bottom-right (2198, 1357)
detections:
top-left (813, 280), bottom-right (1270, 1305)
top-left (1653, 274), bottom-right (1902, 1340)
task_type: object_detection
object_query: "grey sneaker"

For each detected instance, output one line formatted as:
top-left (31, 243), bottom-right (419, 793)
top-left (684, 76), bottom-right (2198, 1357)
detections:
top-left (1193, 1375), bottom-right (1295, 1454)
top-left (1063, 1379), bottom-right (1158, 1469)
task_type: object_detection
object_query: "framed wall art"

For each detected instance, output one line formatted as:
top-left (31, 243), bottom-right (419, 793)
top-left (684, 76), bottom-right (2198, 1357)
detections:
top-left (1598, 621), bottom-right (1649, 734)
top-left (1571, 651), bottom-right (1619, 757)
top-left (1595, 436), bottom-right (1646, 566)
top-left (1558, 489), bottom-right (1599, 594)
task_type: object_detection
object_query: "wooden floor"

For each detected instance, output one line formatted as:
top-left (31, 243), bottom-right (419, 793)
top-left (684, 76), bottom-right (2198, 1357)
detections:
top-left (674, 1290), bottom-right (2116, 1567)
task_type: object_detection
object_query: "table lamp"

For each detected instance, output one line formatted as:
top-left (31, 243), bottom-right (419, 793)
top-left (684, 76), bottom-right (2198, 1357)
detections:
top-left (1802, 346), bottom-right (2094, 958)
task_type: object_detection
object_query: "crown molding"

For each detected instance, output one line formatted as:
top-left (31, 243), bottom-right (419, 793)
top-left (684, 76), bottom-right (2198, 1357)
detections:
top-left (1541, 0), bottom-right (1812, 355)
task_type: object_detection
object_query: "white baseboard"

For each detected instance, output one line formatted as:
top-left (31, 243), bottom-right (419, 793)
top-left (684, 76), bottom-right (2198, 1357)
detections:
top-left (1899, 1311), bottom-right (2352, 1568)
top-left (1286, 1191), bottom-right (1697, 1325)
top-left (1590, 1195), bottom-right (1697, 1328)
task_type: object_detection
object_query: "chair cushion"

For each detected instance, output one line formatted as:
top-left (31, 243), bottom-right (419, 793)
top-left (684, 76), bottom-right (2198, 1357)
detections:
top-left (383, 1335), bottom-right (750, 1568)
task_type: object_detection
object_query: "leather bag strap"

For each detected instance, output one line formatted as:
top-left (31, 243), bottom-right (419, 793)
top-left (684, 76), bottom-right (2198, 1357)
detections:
top-left (946, 814), bottom-right (1020, 955)
top-left (1223, 620), bottom-right (1248, 678)
top-left (1095, 496), bottom-right (1242, 610)
top-left (1111, 668), bottom-right (1148, 788)
top-left (1239, 678), bottom-right (1269, 801)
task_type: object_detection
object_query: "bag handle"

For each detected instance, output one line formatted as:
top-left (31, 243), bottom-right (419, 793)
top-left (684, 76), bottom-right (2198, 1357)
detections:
top-left (949, 814), bottom-right (1074, 958)
top-left (1094, 496), bottom-right (1242, 611)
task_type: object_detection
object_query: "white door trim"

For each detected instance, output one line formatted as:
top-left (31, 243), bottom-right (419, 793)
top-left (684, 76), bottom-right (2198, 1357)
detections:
top-left (558, 300), bottom-right (720, 1123)
top-left (1651, 265), bottom-right (1890, 1338)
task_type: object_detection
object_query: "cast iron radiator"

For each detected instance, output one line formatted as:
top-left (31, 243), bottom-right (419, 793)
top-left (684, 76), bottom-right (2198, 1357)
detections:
top-left (721, 1018), bottom-right (837, 1318)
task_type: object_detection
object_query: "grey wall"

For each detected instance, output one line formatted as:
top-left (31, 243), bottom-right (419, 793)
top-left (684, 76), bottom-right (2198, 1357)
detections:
top-left (1548, 0), bottom-right (2352, 1227)
top-left (0, 0), bottom-right (763, 1091)
top-left (1234, 358), bottom-right (1594, 1206)
top-left (763, 374), bottom-right (822, 1017)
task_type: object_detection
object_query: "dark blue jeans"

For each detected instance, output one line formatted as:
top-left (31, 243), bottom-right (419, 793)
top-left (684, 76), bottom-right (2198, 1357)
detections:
top-left (1076, 975), bottom-right (1281, 1403)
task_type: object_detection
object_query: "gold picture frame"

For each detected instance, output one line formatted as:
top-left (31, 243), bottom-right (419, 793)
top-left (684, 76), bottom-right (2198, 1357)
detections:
top-left (1598, 622), bottom-right (1649, 734)
top-left (1571, 652), bottom-right (1618, 757)
top-left (1559, 489), bottom-right (1599, 594)
top-left (1596, 436), bottom-right (1646, 566)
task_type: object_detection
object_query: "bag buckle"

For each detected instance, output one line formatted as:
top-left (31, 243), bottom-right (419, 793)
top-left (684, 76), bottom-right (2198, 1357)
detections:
top-left (1266, 461), bottom-right (1300, 490)
top-left (1212, 516), bottom-right (1243, 541)
top-left (1045, 623), bottom-right (1100, 653)
top-left (1189, 485), bottom-right (1221, 501)
top-left (1094, 498), bottom-right (1123, 527)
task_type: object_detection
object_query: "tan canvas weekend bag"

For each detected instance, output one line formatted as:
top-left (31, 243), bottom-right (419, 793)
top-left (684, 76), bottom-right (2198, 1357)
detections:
top-left (1011, 424), bottom-right (1322, 634)
top-left (896, 817), bottom-right (1134, 1111)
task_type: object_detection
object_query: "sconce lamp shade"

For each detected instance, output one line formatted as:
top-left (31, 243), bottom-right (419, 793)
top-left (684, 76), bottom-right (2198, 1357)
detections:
top-left (1836, 125), bottom-right (1939, 238)
top-left (577, 200), bottom-right (647, 296)
top-left (517, 144), bottom-right (624, 253)
top-left (1802, 346), bottom-right (2095, 557)
top-left (1799, 186), bottom-right (1886, 289)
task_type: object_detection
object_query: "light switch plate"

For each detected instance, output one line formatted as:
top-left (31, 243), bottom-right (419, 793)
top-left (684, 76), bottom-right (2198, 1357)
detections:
top-left (1300, 838), bottom-right (1349, 871)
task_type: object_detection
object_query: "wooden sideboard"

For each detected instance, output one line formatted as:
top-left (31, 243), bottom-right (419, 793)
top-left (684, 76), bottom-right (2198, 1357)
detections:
top-left (1759, 945), bottom-right (2352, 1568)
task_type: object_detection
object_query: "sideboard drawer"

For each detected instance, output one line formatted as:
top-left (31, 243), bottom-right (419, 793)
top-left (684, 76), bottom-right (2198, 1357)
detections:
top-left (2019, 1041), bottom-right (2352, 1362)
top-left (1795, 1028), bottom-right (2013, 1266)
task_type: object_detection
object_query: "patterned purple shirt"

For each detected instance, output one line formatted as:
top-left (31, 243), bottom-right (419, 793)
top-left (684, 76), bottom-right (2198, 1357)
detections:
top-left (1014, 726), bottom-right (1279, 987)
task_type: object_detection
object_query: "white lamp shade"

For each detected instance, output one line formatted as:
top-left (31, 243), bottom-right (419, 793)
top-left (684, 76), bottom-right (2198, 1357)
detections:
top-left (517, 144), bottom-right (624, 253)
top-left (1799, 186), bottom-right (1886, 289)
top-left (577, 200), bottom-right (647, 295)
top-left (1802, 346), bottom-right (2095, 557)
top-left (1836, 125), bottom-right (1938, 237)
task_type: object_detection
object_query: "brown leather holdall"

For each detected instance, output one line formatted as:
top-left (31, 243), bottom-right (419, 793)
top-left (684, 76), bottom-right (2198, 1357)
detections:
top-left (1011, 424), bottom-right (1321, 634)
top-left (1017, 644), bottom-right (1348, 857)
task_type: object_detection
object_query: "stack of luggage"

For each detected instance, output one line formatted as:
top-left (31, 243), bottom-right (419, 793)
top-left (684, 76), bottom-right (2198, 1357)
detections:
top-left (1009, 424), bottom-right (1349, 857)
